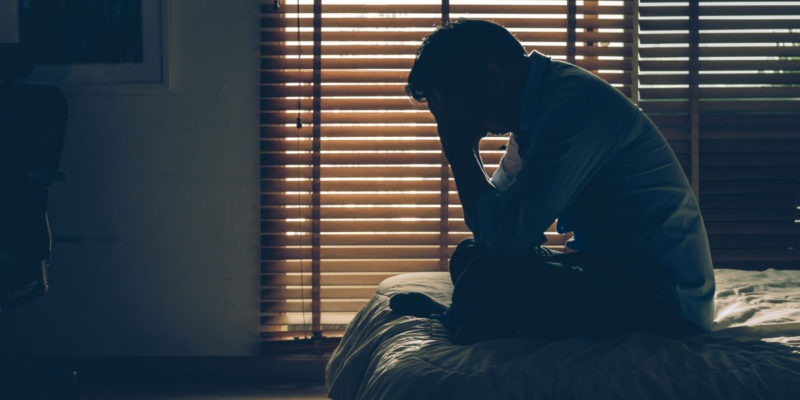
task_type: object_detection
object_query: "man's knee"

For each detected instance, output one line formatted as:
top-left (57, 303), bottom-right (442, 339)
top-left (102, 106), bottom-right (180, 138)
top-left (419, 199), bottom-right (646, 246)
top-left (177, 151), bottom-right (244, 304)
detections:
top-left (452, 237), bottom-right (476, 258)
top-left (448, 237), bottom-right (478, 284)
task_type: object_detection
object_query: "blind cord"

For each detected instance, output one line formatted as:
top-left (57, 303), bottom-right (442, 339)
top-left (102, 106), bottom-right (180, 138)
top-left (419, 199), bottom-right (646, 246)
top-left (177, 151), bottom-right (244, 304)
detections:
top-left (276, 0), bottom-right (309, 341)
top-left (292, 0), bottom-right (309, 341)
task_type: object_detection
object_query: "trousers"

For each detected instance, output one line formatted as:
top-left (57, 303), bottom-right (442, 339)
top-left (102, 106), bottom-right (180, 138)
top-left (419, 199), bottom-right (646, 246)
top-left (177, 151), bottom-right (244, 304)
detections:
top-left (444, 238), bottom-right (703, 344)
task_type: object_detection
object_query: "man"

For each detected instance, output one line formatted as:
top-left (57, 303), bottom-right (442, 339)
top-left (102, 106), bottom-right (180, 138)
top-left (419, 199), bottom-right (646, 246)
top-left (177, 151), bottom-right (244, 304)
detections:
top-left (390, 19), bottom-right (715, 344)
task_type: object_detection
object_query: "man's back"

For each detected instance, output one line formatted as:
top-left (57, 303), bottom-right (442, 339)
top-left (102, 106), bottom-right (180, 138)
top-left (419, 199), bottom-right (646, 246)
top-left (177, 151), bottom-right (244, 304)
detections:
top-left (494, 55), bottom-right (716, 331)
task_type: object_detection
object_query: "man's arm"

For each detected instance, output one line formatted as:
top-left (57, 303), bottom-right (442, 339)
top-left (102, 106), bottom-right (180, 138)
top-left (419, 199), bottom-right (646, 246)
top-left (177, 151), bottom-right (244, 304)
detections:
top-left (471, 98), bottom-right (627, 251)
top-left (439, 132), bottom-right (494, 232)
top-left (427, 90), bottom-right (495, 232)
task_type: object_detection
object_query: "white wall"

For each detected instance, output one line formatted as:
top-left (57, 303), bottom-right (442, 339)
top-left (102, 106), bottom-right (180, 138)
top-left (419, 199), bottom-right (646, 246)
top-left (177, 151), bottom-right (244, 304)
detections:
top-left (0, 0), bottom-right (262, 356)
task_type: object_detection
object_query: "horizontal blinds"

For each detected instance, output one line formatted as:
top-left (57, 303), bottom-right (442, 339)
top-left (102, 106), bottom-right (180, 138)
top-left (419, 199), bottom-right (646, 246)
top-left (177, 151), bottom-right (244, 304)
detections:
top-left (695, 0), bottom-right (800, 268)
top-left (259, 0), bottom-right (638, 346)
top-left (261, 1), bottom-right (449, 344)
top-left (260, 0), bottom-right (798, 350)
top-left (639, 0), bottom-right (800, 269)
top-left (638, 0), bottom-right (695, 180)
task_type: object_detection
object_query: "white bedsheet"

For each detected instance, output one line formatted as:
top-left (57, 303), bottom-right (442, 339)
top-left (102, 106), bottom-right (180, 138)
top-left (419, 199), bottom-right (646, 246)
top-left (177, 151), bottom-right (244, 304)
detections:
top-left (326, 269), bottom-right (800, 400)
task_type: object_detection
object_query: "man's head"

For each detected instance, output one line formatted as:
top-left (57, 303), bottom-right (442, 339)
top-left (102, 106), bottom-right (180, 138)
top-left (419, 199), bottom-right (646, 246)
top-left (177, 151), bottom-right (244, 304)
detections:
top-left (406, 19), bottom-right (530, 136)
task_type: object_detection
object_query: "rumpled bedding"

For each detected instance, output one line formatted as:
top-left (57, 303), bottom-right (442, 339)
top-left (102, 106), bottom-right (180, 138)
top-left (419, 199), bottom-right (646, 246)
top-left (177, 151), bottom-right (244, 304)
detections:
top-left (326, 269), bottom-right (800, 399)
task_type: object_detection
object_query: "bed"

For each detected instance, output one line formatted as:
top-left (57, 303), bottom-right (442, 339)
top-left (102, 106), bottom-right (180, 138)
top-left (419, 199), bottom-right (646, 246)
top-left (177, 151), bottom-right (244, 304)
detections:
top-left (326, 268), bottom-right (800, 399)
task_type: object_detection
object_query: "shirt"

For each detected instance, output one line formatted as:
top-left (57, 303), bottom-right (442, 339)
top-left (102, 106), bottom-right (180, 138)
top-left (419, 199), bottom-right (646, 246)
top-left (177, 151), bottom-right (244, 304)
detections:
top-left (475, 51), bottom-right (716, 331)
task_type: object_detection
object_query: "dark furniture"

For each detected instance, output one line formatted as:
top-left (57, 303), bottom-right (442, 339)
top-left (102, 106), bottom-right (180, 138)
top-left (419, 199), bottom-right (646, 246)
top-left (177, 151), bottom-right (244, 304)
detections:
top-left (0, 44), bottom-right (76, 400)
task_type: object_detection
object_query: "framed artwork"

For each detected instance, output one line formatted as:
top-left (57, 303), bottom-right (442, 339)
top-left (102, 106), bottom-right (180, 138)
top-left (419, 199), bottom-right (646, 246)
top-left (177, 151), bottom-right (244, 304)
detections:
top-left (0, 0), bottom-right (169, 88)
top-left (18, 0), bottom-right (144, 65)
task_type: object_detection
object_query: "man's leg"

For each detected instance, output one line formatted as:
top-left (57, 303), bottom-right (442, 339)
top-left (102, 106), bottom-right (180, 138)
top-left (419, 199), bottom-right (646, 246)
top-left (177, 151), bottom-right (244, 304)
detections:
top-left (445, 249), bottom-right (598, 343)
top-left (389, 237), bottom-right (478, 317)
top-left (447, 250), bottom-right (704, 344)
top-left (391, 239), bottom-right (703, 342)
top-left (449, 237), bottom-right (480, 284)
top-left (390, 239), bottom-right (577, 338)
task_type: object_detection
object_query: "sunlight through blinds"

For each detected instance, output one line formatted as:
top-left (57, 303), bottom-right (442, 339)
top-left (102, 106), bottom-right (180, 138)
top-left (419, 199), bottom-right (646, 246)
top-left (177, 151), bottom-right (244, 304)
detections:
top-left (639, 0), bottom-right (800, 269)
top-left (258, 0), bottom-right (635, 351)
top-left (260, 0), bottom-right (449, 349)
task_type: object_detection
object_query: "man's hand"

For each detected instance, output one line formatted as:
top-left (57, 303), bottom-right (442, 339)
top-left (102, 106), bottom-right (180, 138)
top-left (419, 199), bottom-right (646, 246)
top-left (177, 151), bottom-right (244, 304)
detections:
top-left (428, 90), bottom-right (485, 154)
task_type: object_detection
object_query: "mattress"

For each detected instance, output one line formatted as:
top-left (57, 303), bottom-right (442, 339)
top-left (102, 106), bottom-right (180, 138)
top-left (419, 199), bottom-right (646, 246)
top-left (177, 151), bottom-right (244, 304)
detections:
top-left (326, 269), bottom-right (800, 400)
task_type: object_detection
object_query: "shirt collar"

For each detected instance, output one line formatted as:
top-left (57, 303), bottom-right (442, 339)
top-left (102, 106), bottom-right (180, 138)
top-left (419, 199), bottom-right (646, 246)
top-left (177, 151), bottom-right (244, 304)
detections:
top-left (518, 51), bottom-right (551, 132)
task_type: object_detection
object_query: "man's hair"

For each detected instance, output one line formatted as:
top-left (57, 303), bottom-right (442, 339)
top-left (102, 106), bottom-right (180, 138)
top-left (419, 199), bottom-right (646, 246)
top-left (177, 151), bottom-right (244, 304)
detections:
top-left (406, 19), bottom-right (527, 103)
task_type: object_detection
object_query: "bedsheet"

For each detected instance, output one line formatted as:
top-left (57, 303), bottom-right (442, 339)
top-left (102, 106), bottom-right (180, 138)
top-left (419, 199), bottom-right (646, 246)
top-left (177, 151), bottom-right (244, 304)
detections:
top-left (326, 269), bottom-right (800, 400)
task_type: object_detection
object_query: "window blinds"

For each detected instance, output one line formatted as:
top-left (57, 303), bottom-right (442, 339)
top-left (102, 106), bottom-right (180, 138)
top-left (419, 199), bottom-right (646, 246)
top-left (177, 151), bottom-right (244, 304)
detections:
top-left (638, 0), bottom-right (800, 269)
top-left (259, 0), bottom-right (799, 350)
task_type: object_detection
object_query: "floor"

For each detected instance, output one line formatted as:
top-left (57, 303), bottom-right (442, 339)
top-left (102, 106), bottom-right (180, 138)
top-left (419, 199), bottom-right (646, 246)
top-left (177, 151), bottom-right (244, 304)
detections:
top-left (87, 384), bottom-right (330, 400)
top-left (21, 383), bottom-right (331, 400)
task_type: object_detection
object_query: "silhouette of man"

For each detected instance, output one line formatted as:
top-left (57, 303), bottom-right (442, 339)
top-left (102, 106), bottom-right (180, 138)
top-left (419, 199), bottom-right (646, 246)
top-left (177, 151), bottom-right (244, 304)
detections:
top-left (391, 19), bottom-right (715, 344)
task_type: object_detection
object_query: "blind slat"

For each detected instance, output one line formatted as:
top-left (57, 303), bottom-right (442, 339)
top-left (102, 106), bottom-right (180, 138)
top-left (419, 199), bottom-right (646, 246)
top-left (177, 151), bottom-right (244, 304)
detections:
top-left (262, 29), bottom-right (633, 43)
top-left (261, 231), bottom-right (570, 247)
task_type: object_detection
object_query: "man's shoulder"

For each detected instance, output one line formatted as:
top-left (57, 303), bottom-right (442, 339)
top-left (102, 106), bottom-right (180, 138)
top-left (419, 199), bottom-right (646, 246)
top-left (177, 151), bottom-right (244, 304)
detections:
top-left (546, 60), bottom-right (625, 101)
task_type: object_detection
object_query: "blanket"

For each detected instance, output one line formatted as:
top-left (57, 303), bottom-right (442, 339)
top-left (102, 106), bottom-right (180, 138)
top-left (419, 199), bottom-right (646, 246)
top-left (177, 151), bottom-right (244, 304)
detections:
top-left (327, 269), bottom-right (800, 399)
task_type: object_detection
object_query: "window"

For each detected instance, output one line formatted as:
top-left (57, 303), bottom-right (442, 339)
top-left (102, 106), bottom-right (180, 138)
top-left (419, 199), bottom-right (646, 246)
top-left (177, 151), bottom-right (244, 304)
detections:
top-left (259, 0), bottom-right (800, 351)
top-left (637, 0), bottom-right (800, 268)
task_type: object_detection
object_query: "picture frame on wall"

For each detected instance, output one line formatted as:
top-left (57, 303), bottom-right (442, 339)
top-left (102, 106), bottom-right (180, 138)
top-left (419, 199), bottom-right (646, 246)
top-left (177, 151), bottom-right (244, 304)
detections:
top-left (0, 0), bottom-right (170, 90)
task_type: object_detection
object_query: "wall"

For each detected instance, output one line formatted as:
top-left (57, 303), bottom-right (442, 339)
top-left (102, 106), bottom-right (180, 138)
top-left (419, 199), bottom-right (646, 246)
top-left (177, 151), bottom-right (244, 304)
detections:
top-left (0, 0), bottom-right (262, 356)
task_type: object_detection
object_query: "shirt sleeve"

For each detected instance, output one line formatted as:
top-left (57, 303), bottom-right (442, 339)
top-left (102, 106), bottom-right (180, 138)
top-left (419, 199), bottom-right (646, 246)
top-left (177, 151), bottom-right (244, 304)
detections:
top-left (490, 133), bottom-right (524, 191)
top-left (471, 97), bottom-right (629, 251)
